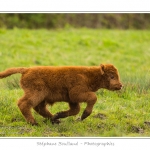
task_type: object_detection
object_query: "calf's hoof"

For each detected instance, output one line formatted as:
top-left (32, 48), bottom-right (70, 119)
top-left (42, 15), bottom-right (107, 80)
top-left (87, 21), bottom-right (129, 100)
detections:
top-left (51, 119), bottom-right (61, 124)
top-left (76, 117), bottom-right (82, 121)
top-left (29, 122), bottom-right (39, 126)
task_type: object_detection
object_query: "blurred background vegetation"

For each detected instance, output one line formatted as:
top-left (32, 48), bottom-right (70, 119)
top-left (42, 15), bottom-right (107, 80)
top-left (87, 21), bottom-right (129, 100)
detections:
top-left (0, 13), bottom-right (150, 29)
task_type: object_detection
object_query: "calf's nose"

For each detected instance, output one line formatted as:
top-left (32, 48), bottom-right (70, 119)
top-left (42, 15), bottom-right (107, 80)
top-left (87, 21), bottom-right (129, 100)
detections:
top-left (120, 83), bottom-right (123, 89)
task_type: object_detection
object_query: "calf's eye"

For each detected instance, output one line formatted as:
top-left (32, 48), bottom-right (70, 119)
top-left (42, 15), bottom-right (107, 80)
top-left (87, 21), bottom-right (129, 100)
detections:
top-left (110, 75), bottom-right (114, 79)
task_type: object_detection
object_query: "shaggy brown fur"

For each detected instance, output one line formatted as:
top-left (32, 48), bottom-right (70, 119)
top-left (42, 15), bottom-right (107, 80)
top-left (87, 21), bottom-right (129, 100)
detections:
top-left (0, 64), bottom-right (122, 125)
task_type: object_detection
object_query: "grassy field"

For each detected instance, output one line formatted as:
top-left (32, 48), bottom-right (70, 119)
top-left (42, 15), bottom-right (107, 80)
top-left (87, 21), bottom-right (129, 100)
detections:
top-left (0, 28), bottom-right (150, 137)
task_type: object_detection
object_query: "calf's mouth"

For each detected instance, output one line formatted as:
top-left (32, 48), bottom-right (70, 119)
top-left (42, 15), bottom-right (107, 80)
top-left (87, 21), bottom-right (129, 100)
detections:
top-left (110, 83), bottom-right (123, 91)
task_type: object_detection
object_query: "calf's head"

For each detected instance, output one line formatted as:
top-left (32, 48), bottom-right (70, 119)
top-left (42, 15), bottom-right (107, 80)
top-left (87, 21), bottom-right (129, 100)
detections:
top-left (100, 64), bottom-right (123, 91)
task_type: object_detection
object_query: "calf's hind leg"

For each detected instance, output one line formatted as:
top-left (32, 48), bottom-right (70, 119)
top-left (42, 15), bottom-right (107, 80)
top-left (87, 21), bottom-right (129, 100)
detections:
top-left (17, 96), bottom-right (38, 125)
top-left (34, 101), bottom-right (53, 119)
top-left (34, 101), bottom-right (60, 124)
top-left (17, 91), bottom-right (46, 125)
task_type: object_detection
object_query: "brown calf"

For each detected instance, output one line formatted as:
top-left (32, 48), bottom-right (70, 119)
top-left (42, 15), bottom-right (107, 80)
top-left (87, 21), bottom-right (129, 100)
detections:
top-left (0, 64), bottom-right (122, 125)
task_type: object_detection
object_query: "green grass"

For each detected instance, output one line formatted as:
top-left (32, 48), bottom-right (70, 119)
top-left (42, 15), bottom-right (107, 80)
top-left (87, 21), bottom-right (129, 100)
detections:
top-left (0, 28), bottom-right (150, 137)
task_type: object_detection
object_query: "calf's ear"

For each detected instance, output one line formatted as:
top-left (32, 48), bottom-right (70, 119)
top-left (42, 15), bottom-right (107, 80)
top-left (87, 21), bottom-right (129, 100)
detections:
top-left (100, 64), bottom-right (105, 75)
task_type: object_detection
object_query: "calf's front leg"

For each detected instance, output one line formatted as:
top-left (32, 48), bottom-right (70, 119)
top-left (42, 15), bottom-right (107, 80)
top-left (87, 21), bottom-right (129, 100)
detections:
top-left (69, 89), bottom-right (97, 121)
top-left (51, 102), bottom-right (80, 124)
top-left (80, 92), bottom-right (97, 120)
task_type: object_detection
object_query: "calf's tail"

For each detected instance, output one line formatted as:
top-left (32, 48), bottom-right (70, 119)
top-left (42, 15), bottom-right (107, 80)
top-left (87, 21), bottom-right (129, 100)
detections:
top-left (0, 67), bottom-right (27, 79)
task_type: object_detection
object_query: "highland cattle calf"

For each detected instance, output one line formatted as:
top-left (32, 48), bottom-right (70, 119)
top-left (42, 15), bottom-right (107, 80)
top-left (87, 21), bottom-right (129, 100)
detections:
top-left (0, 64), bottom-right (122, 125)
